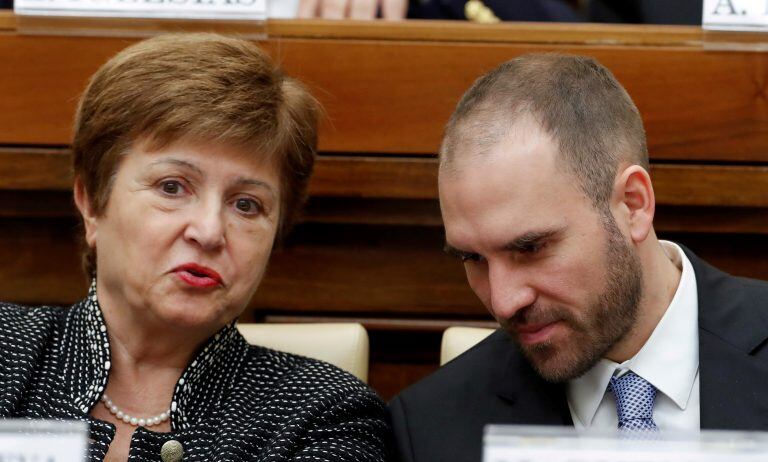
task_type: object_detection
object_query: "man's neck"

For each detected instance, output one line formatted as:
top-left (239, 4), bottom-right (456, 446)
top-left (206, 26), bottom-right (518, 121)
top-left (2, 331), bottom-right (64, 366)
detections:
top-left (605, 237), bottom-right (682, 363)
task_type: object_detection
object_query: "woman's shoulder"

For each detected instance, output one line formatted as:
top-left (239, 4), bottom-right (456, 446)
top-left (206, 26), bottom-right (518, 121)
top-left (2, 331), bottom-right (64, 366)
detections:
top-left (243, 344), bottom-right (370, 392)
top-left (240, 344), bottom-right (385, 416)
top-left (235, 345), bottom-right (389, 459)
top-left (0, 302), bottom-right (67, 412)
top-left (0, 302), bottom-right (66, 351)
top-left (0, 302), bottom-right (65, 360)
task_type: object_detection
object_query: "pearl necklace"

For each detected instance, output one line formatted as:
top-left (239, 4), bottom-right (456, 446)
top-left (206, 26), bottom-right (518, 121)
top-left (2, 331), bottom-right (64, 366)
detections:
top-left (101, 394), bottom-right (171, 427)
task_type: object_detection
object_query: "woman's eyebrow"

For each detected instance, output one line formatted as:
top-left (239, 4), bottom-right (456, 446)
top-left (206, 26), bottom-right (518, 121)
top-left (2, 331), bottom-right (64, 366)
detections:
top-left (232, 177), bottom-right (277, 200)
top-left (148, 158), bottom-right (204, 176)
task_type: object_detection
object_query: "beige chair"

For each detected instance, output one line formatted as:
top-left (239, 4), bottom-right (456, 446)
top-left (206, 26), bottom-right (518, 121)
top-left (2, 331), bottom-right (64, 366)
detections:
top-left (440, 327), bottom-right (496, 366)
top-left (237, 323), bottom-right (370, 383)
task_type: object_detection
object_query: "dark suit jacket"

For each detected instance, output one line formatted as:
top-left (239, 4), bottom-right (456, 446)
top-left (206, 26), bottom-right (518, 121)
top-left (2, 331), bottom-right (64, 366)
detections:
top-left (588, 0), bottom-right (702, 25)
top-left (389, 248), bottom-right (768, 462)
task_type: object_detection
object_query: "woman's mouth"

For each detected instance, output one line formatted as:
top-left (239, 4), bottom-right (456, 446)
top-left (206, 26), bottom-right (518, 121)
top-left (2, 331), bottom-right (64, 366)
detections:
top-left (173, 263), bottom-right (223, 288)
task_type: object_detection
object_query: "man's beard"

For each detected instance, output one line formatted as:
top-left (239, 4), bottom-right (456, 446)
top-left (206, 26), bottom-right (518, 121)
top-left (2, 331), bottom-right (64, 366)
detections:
top-left (503, 213), bottom-right (644, 383)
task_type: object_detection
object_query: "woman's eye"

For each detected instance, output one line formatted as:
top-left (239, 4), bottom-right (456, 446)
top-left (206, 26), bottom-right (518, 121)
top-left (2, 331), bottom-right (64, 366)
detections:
top-left (160, 180), bottom-right (184, 195)
top-left (235, 198), bottom-right (262, 215)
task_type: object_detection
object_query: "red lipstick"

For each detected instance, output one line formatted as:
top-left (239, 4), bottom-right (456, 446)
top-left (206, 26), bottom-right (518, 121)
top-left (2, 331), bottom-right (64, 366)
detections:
top-left (173, 263), bottom-right (223, 288)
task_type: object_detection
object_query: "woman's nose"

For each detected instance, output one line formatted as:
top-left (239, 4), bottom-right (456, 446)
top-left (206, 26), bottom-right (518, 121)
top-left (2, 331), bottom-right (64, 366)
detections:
top-left (183, 199), bottom-right (226, 251)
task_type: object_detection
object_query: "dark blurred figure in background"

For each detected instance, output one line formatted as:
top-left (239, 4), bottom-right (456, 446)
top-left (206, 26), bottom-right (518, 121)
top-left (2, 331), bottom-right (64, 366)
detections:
top-left (410, 0), bottom-right (703, 24)
top-left (409, 0), bottom-right (581, 22)
top-left (589, 0), bottom-right (702, 25)
top-left (0, 0), bottom-right (705, 25)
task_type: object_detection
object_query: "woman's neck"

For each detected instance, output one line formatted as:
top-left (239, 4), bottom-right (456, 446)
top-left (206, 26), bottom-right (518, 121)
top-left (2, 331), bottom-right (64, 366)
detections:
top-left (94, 279), bottom-right (214, 415)
top-left (95, 276), bottom-right (214, 367)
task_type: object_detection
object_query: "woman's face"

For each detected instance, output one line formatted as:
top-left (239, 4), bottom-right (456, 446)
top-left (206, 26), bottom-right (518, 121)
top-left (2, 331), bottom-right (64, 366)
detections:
top-left (79, 139), bottom-right (281, 335)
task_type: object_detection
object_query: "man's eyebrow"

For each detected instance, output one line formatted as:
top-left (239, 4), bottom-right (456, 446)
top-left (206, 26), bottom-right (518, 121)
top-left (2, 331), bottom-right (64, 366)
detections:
top-left (443, 242), bottom-right (475, 259)
top-left (503, 227), bottom-right (564, 251)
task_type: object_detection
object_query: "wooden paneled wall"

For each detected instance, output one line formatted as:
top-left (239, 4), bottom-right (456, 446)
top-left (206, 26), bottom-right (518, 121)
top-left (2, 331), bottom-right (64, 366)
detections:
top-left (1, 14), bottom-right (767, 399)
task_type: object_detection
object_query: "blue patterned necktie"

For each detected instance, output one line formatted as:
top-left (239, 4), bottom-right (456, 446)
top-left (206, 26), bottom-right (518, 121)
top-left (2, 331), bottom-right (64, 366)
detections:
top-left (608, 371), bottom-right (659, 432)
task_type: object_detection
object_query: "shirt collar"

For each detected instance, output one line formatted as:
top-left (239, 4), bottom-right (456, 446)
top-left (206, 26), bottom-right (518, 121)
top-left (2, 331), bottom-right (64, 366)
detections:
top-left (567, 241), bottom-right (699, 427)
top-left (64, 280), bottom-right (249, 430)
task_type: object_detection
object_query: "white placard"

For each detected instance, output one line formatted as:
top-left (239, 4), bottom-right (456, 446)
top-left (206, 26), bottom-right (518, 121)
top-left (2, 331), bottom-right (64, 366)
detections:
top-left (703, 0), bottom-right (768, 31)
top-left (484, 425), bottom-right (768, 462)
top-left (267, 0), bottom-right (297, 18)
top-left (0, 420), bottom-right (88, 462)
top-left (14, 0), bottom-right (267, 20)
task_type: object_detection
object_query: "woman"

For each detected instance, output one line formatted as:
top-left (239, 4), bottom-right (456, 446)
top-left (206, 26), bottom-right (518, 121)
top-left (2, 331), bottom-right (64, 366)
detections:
top-left (0, 34), bottom-right (389, 461)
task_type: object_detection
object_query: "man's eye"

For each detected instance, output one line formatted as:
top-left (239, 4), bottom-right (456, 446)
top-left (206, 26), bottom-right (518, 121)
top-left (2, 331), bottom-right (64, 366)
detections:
top-left (235, 198), bottom-right (262, 215)
top-left (519, 242), bottom-right (545, 254)
top-left (160, 180), bottom-right (183, 195)
top-left (461, 253), bottom-right (483, 263)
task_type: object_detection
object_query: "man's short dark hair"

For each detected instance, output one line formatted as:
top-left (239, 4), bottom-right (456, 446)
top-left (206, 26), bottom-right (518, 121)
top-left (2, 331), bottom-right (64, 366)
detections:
top-left (440, 53), bottom-right (649, 209)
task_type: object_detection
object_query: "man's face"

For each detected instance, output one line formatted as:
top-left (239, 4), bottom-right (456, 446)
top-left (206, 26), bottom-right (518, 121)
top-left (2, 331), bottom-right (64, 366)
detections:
top-left (439, 118), bottom-right (643, 382)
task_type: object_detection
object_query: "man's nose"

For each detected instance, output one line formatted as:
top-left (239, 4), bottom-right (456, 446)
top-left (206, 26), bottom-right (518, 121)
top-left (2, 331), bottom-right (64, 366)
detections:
top-left (183, 198), bottom-right (226, 251)
top-left (487, 260), bottom-right (536, 321)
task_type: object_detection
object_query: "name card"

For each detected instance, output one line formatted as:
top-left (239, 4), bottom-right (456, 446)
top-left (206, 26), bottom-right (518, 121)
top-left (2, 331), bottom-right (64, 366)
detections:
top-left (703, 0), bottom-right (768, 31)
top-left (484, 425), bottom-right (768, 462)
top-left (15, 0), bottom-right (267, 20)
top-left (0, 420), bottom-right (88, 462)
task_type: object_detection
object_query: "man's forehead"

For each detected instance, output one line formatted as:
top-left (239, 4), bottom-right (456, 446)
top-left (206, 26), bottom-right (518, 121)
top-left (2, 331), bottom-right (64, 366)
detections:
top-left (440, 113), bottom-right (558, 178)
top-left (439, 117), bottom-right (560, 191)
top-left (438, 115), bottom-right (590, 251)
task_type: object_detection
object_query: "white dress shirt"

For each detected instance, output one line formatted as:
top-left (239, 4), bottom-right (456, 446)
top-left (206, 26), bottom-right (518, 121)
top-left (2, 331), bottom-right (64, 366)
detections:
top-left (567, 241), bottom-right (700, 431)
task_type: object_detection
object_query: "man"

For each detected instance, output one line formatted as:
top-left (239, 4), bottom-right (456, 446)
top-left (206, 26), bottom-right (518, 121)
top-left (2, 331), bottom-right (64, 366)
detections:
top-left (389, 54), bottom-right (768, 462)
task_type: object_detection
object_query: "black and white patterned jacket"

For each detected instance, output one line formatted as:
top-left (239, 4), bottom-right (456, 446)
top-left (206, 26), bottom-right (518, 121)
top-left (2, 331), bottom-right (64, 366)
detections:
top-left (0, 284), bottom-right (390, 461)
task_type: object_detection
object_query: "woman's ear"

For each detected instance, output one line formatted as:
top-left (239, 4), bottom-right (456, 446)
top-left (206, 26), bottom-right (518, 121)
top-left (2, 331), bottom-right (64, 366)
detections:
top-left (73, 176), bottom-right (98, 247)
top-left (612, 165), bottom-right (655, 244)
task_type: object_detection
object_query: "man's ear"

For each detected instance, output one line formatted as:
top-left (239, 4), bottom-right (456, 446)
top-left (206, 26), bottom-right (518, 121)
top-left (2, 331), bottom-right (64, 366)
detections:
top-left (612, 164), bottom-right (655, 244)
top-left (73, 176), bottom-right (99, 247)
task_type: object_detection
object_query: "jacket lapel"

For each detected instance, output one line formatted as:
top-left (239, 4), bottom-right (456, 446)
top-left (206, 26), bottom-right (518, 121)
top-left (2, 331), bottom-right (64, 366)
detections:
top-left (684, 247), bottom-right (768, 429)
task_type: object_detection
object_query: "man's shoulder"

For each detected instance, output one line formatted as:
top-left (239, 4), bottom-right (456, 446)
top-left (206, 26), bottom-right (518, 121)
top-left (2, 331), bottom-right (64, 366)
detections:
top-left (684, 248), bottom-right (768, 356)
top-left (389, 330), bottom-right (527, 462)
top-left (733, 274), bottom-right (768, 297)
top-left (686, 248), bottom-right (768, 306)
top-left (394, 329), bottom-right (514, 408)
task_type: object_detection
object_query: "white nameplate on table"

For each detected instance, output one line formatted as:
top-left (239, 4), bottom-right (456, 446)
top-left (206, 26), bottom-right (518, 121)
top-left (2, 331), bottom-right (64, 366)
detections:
top-left (703, 0), bottom-right (768, 31)
top-left (15, 0), bottom-right (266, 20)
top-left (484, 425), bottom-right (768, 462)
top-left (0, 420), bottom-right (88, 462)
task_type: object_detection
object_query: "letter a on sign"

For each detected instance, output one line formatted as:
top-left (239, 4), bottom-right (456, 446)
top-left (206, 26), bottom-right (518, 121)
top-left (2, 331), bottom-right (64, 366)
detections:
top-left (712, 0), bottom-right (738, 15)
top-left (703, 0), bottom-right (768, 30)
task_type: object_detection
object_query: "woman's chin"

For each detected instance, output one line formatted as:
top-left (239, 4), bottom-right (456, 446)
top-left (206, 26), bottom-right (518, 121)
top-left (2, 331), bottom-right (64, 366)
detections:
top-left (149, 298), bottom-right (236, 334)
